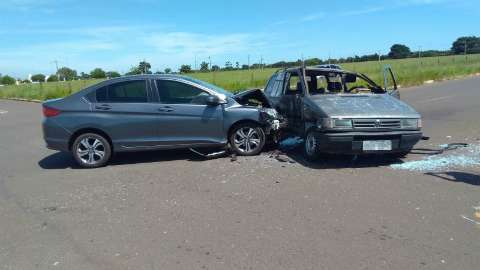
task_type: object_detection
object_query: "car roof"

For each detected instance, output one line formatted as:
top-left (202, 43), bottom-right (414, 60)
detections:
top-left (283, 66), bottom-right (357, 75)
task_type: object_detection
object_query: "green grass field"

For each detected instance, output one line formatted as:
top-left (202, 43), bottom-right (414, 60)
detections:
top-left (1, 54), bottom-right (480, 101)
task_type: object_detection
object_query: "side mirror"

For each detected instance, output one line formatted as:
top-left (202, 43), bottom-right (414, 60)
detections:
top-left (206, 95), bottom-right (222, 106)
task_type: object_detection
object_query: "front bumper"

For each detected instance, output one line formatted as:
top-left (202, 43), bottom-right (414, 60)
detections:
top-left (314, 130), bottom-right (422, 154)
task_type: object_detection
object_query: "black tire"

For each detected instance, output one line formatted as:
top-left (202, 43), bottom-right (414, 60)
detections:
top-left (304, 130), bottom-right (320, 161)
top-left (229, 123), bottom-right (266, 156)
top-left (72, 133), bottom-right (112, 168)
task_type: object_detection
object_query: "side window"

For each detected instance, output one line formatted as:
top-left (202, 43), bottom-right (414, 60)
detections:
top-left (285, 73), bottom-right (302, 95)
top-left (271, 72), bottom-right (285, 97)
top-left (156, 80), bottom-right (210, 105)
top-left (96, 80), bottom-right (147, 103)
top-left (264, 75), bottom-right (276, 96)
top-left (96, 87), bottom-right (108, 102)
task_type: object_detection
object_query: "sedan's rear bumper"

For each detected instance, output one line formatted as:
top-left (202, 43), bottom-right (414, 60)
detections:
top-left (42, 118), bottom-right (71, 152)
top-left (315, 130), bottom-right (422, 154)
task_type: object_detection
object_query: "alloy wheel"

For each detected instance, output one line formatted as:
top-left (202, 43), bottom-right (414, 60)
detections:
top-left (76, 137), bottom-right (106, 165)
top-left (233, 127), bottom-right (262, 154)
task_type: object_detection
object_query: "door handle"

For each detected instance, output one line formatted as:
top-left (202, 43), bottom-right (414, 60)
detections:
top-left (95, 104), bottom-right (111, 111)
top-left (158, 106), bottom-right (174, 112)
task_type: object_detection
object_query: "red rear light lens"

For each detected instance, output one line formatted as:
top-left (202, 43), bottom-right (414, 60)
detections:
top-left (43, 106), bottom-right (61, 117)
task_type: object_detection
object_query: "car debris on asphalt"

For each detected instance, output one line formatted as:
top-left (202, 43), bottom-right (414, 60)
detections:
top-left (391, 143), bottom-right (479, 172)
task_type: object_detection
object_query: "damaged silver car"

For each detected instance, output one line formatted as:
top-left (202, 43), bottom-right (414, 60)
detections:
top-left (263, 66), bottom-right (423, 159)
top-left (42, 75), bottom-right (281, 168)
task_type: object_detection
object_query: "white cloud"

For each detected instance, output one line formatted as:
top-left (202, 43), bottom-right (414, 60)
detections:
top-left (340, 7), bottom-right (385, 16)
top-left (300, 12), bottom-right (325, 22)
top-left (0, 25), bottom-right (270, 77)
top-left (146, 32), bottom-right (256, 57)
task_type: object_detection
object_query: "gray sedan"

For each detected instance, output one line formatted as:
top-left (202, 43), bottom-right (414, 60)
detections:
top-left (42, 75), bottom-right (280, 168)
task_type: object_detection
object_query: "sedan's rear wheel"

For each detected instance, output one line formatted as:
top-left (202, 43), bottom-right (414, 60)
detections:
top-left (72, 133), bottom-right (111, 168)
top-left (229, 123), bottom-right (266, 156)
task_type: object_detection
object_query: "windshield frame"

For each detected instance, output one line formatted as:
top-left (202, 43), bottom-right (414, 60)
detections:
top-left (304, 69), bottom-right (385, 96)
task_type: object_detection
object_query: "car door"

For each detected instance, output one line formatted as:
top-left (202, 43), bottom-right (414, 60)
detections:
top-left (93, 78), bottom-right (161, 149)
top-left (278, 71), bottom-right (305, 131)
top-left (265, 72), bottom-right (285, 109)
top-left (384, 65), bottom-right (400, 99)
top-left (153, 78), bottom-right (224, 146)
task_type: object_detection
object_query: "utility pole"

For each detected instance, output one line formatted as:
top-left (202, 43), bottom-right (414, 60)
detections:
top-left (464, 39), bottom-right (468, 63)
top-left (260, 56), bottom-right (264, 70)
top-left (194, 55), bottom-right (197, 71)
top-left (247, 55), bottom-right (250, 70)
top-left (52, 60), bottom-right (59, 80)
top-left (208, 56), bottom-right (212, 71)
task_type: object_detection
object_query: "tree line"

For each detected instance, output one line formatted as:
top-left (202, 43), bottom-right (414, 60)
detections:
top-left (1, 36), bottom-right (479, 85)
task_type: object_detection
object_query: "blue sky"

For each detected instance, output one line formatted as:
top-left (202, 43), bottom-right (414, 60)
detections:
top-left (0, 0), bottom-right (478, 77)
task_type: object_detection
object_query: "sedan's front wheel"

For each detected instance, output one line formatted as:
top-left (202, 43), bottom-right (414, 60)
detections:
top-left (229, 123), bottom-right (266, 156)
top-left (72, 133), bottom-right (111, 168)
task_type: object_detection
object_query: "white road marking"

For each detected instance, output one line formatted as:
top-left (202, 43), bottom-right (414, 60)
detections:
top-left (0, 110), bottom-right (8, 114)
top-left (416, 95), bottom-right (454, 104)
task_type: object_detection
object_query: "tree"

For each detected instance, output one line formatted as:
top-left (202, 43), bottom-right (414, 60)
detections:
top-left (224, 61), bottom-right (233, 71)
top-left (211, 65), bottom-right (220, 71)
top-left (199, 62), bottom-right (209, 72)
top-left (80, 72), bottom-right (90, 79)
top-left (47, 75), bottom-right (59, 82)
top-left (139, 61), bottom-right (152, 74)
top-left (31, 74), bottom-right (46, 82)
top-left (179, 65), bottom-right (192, 73)
top-left (0, 75), bottom-right (16, 85)
top-left (451, 36), bottom-right (480, 54)
top-left (90, 68), bottom-right (106, 79)
top-left (164, 68), bottom-right (172, 74)
top-left (241, 64), bottom-right (249, 70)
top-left (57, 67), bottom-right (77, 81)
top-left (388, 44), bottom-right (411, 59)
top-left (106, 71), bottom-right (121, 78)
top-left (235, 62), bottom-right (240, 69)
top-left (125, 66), bottom-right (142, 75)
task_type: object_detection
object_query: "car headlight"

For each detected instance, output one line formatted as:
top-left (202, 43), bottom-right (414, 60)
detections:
top-left (401, 118), bottom-right (421, 129)
top-left (318, 118), bottom-right (352, 129)
top-left (333, 119), bottom-right (353, 128)
top-left (261, 108), bottom-right (278, 119)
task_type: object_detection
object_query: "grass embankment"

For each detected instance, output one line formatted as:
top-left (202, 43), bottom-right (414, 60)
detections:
top-left (1, 54), bottom-right (479, 101)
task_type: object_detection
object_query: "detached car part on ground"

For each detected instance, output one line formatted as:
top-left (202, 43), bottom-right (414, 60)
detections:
top-left (263, 65), bottom-right (423, 160)
top-left (42, 75), bottom-right (282, 168)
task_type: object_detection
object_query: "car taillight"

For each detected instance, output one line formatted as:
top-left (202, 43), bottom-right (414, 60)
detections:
top-left (43, 106), bottom-right (61, 117)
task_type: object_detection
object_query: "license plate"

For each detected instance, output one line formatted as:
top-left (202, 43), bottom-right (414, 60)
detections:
top-left (363, 140), bottom-right (392, 151)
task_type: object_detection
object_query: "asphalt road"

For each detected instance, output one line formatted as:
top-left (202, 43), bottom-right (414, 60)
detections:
top-left (1, 77), bottom-right (479, 270)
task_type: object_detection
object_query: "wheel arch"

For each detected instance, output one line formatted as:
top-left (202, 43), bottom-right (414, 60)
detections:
top-left (227, 119), bottom-right (264, 138)
top-left (69, 128), bottom-right (113, 151)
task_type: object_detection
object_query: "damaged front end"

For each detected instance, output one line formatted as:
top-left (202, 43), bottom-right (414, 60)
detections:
top-left (234, 88), bottom-right (285, 137)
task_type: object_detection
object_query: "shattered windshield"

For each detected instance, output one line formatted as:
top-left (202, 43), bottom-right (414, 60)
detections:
top-left (305, 71), bottom-right (384, 95)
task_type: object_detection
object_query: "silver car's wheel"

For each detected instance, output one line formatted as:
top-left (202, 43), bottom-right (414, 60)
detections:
top-left (230, 124), bottom-right (266, 156)
top-left (304, 130), bottom-right (319, 160)
top-left (72, 133), bottom-right (111, 168)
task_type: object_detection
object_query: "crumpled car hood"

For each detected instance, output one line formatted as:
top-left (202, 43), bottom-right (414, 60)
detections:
top-left (234, 89), bottom-right (272, 108)
top-left (309, 94), bottom-right (420, 118)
